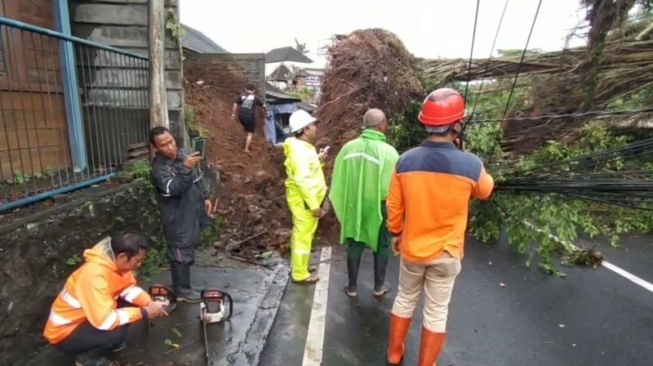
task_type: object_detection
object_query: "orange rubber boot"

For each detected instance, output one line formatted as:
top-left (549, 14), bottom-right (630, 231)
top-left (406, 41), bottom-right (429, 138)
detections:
top-left (386, 314), bottom-right (412, 365)
top-left (417, 326), bottom-right (447, 366)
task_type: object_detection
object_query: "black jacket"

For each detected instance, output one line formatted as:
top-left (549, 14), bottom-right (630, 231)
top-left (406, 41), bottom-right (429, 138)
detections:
top-left (151, 149), bottom-right (210, 249)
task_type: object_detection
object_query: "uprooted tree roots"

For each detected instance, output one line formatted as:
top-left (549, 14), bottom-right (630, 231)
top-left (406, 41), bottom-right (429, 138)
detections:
top-left (316, 28), bottom-right (424, 154)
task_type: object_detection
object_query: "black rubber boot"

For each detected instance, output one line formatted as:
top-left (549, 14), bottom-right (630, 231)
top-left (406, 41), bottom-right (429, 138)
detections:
top-left (170, 262), bottom-right (201, 303)
top-left (74, 351), bottom-right (115, 366)
top-left (111, 342), bottom-right (126, 353)
top-left (373, 250), bottom-right (390, 296)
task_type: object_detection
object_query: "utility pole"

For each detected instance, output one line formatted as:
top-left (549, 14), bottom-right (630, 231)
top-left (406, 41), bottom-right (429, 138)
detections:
top-left (148, 0), bottom-right (168, 128)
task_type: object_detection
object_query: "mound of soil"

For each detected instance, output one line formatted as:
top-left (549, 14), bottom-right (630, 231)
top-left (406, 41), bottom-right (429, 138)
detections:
top-left (183, 76), bottom-right (292, 257)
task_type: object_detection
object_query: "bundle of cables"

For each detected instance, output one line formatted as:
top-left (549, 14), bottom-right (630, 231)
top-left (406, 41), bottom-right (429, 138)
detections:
top-left (494, 137), bottom-right (653, 210)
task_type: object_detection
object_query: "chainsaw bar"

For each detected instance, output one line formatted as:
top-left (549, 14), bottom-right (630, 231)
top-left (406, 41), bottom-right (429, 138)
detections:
top-left (202, 313), bottom-right (209, 361)
top-left (199, 288), bottom-right (234, 363)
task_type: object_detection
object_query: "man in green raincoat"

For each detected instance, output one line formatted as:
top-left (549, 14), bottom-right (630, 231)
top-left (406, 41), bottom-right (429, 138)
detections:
top-left (329, 108), bottom-right (399, 297)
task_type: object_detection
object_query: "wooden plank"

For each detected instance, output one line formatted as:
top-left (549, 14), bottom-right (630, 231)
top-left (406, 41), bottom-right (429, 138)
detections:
top-left (126, 147), bottom-right (149, 159)
top-left (72, 4), bottom-right (148, 26)
top-left (0, 91), bottom-right (66, 112)
top-left (0, 144), bottom-right (70, 179)
top-left (127, 141), bottom-right (149, 150)
top-left (71, 24), bottom-right (177, 49)
top-left (27, 68), bottom-right (63, 86)
top-left (16, 0), bottom-right (56, 29)
top-left (70, 0), bottom-right (178, 5)
top-left (0, 78), bottom-right (64, 93)
top-left (1, 108), bottom-right (66, 129)
top-left (0, 127), bottom-right (67, 151)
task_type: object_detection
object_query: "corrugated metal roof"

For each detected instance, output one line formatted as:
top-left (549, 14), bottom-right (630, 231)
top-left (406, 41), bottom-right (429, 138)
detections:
top-left (265, 47), bottom-right (313, 63)
top-left (181, 23), bottom-right (228, 54)
top-left (266, 82), bottom-right (301, 102)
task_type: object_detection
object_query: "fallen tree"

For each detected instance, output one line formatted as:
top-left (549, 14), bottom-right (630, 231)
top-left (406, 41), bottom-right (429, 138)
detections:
top-left (316, 1), bottom-right (653, 276)
top-left (418, 1), bottom-right (653, 154)
top-left (419, 40), bottom-right (653, 84)
top-left (315, 28), bottom-right (424, 152)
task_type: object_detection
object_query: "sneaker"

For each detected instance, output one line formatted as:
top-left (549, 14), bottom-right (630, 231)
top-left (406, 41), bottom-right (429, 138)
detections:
top-left (373, 285), bottom-right (390, 297)
top-left (343, 286), bottom-right (357, 298)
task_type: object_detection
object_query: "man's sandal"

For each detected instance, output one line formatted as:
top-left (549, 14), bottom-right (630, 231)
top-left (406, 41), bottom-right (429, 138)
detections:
top-left (308, 265), bottom-right (318, 273)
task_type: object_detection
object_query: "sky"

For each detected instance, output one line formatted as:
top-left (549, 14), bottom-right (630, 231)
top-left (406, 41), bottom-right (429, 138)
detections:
top-left (180, 0), bottom-right (589, 68)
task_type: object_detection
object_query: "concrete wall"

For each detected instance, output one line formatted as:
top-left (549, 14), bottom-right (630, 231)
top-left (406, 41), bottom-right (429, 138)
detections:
top-left (68, 0), bottom-right (186, 162)
top-left (0, 180), bottom-right (163, 366)
top-left (184, 53), bottom-right (266, 99)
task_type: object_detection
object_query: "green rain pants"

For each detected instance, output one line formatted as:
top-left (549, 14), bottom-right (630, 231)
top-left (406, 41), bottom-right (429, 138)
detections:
top-left (287, 193), bottom-right (319, 282)
top-left (345, 203), bottom-right (390, 291)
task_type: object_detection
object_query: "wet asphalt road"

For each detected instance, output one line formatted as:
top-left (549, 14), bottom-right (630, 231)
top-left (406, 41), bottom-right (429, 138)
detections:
top-left (259, 236), bottom-right (653, 366)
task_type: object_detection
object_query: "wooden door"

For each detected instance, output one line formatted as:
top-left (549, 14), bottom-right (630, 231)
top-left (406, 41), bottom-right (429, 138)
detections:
top-left (0, 0), bottom-right (70, 181)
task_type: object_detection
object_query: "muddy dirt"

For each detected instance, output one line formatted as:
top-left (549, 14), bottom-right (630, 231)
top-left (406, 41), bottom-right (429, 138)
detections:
top-left (184, 79), bottom-right (292, 256)
top-left (183, 78), bottom-right (341, 256)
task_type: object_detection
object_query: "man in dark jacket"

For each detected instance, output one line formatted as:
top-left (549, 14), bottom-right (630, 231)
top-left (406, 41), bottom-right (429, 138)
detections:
top-left (149, 126), bottom-right (213, 303)
top-left (231, 83), bottom-right (267, 152)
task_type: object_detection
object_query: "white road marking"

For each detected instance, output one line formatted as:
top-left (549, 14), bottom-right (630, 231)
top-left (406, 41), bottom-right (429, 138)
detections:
top-left (302, 246), bottom-right (332, 366)
top-left (527, 222), bottom-right (653, 293)
top-left (601, 261), bottom-right (653, 292)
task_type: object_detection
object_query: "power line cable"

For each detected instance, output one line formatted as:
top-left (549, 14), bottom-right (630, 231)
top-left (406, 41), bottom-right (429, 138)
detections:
top-left (501, 0), bottom-right (543, 120)
top-left (472, 106), bottom-right (653, 123)
top-left (463, 0), bottom-right (481, 101)
top-left (471, 0), bottom-right (510, 116)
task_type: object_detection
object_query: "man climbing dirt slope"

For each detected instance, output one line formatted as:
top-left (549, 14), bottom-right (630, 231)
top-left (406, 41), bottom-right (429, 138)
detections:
top-left (231, 83), bottom-right (267, 152)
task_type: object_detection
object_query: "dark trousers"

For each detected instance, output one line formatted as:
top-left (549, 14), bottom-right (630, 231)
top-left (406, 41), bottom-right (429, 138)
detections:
top-left (54, 299), bottom-right (131, 356)
top-left (346, 203), bottom-right (391, 292)
top-left (55, 323), bottom-right (127, 356)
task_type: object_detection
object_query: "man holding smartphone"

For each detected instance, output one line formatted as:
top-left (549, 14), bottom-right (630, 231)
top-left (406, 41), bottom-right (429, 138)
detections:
top-left (149, 126), bottom-right (214, 303)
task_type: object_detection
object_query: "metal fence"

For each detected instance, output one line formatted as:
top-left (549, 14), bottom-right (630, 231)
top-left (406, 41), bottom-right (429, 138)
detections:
top-left (0, 17), bottom-right (150, 212)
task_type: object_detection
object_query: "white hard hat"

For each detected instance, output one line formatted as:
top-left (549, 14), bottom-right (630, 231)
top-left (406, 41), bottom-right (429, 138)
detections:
top-left (289, 110), bottom-right (317, 133)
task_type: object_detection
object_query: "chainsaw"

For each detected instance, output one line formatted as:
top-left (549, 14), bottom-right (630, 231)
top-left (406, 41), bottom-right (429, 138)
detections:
top-left (146, 284), bottom-right (177, 334)
top-left (199, 288), bottom-right (233, 361)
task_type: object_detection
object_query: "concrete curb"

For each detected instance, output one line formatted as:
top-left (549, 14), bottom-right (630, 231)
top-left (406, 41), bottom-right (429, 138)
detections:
top-left (225, 263), bottom-right (290, 366)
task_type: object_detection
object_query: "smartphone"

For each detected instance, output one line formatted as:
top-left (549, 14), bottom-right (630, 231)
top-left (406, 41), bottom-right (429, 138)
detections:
top-left (192, 138), bottom-right (206, 159)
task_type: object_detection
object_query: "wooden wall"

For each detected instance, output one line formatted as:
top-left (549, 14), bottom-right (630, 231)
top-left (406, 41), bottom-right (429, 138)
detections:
top-left (0, 0), bottom-right (70, 180)
top-left (70, 0), bottom-right (185, 148)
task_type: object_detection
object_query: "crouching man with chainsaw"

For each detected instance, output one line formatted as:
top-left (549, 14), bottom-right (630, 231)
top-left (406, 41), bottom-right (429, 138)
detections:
top-left (43, 231), bottom-right (169, 366)
top-left (386, 88), bottom-right (494, 366)
top-left (283, 110), bottom-right (328, 284)
top-left (149, 126), bottom-right (214, 303)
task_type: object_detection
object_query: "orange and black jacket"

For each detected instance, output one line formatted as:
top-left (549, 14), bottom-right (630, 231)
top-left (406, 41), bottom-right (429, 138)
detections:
top-left (387, 141), bottom-right (494, 263)
top-left (43, 237), bottom-right (152, 345)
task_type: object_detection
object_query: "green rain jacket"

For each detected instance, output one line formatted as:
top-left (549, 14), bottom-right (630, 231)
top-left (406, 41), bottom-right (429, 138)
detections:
top-left (328, 129), bottom-right (399, 252)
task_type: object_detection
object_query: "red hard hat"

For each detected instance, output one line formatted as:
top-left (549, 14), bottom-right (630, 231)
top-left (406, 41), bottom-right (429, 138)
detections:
top-left (418, 88), bottom-right (466, 126)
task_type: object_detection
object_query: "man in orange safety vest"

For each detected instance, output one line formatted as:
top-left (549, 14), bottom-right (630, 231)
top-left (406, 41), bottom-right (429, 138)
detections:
top-left (386, 88), bottom-right (495, 365)
top-left (43, 231), bottom-right (169, 366)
